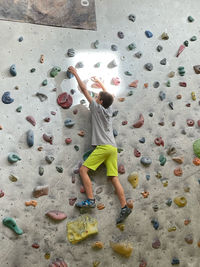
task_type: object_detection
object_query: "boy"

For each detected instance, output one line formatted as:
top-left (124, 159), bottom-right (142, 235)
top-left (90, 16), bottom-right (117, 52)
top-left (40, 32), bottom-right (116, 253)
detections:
top-left (68, 66), bottom-right (132, 224)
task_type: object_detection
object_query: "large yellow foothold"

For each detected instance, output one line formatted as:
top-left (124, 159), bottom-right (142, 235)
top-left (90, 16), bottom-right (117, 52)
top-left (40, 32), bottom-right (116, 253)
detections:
top-left (110, 241), bottom-right (133, 258)
top-left (128, 172), bottom-right (139, 188)
top-left (174, 196), bottom-right (187, 207)
top-left (67, 215), bottom-right (98, 244)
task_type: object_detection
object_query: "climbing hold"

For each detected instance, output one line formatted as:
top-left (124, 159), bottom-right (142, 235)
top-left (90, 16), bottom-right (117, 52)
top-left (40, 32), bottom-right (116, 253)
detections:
top-left (92, 241), bottom-right (104, 249)
top-left (49, 258), bottom-right (68, 267)
top-left (128, 14), bottom-right (136, 22)
top-left (152, 204), bottom-right (158, 211)
top-left (160, 58), bottom-right (167, 65)
top-left (18, 36), bottom-right (23, 42)
top-left (193, 139), bottom-right (200, 158)
top-left (69, 197), bottom-right (77, 206)
top-left (57, 92), bottom-right (73, 109)
top-left (168, 226), bottom-right (176, 232)
top-left (0, 190), bottom-right (4, 197)
top-left (129, 80), bottom-right (138, 88)
top-left (128, 172), bottom-right (139, 188)
top-left (76, 61), bottom-right (84, 68)
top-left (179, 82), bottom-right (187, 87)
top-left (56, 166), bottom-right (63, 173)
top-left (65, 138), bottom-right (72, 144)
top-left (10, 64), bottom-right (17, 76)
top-left (166, 80), bottom-right (171, 87)
top-left (187, 119), bottom-right (194, 126)
top-left (151, 219), bottom-right (159, 230)
top-left (39, 166), bottom-right (44, 176)
top-left (191, 92), bottom-right (196, 100)
top-left (9, 174), bottom-right (18, 182)
top-left (141, 191), bottom-right (149, 198)
top-left (140, 157), bottom-right (152, 166)
top-left (108, 59), bottom-right (117, 68)
top-left (145, 30), bottom-right (153, 38)
top-left (30, 68), bottom-right (36, 73)
top-left (174, 196), bottom-right (187, 207)
top-left (74, 145), bottom-right (79, 151)
top-left (172, 157), bottom-right (184, 164)
top-left (146, 174), bottom-right (151, 181)
top-left (33, 185), bottom-right (49, 198)
top-left (43, 133), bottom-right (53, 144)
top-left (66, 70), bottom-right (74, 79)
top-left (112, 77), bottom-right (120, 85)
top-left (16, 106), bottom-right (22, 112)
top-left (169, 102), bottom-right (173, 110)
top-left (134, 148), bottom-right (141, 157)
top-left (144, 63), bottom-right (153, 71)
top-left (193, 157), bottom-right (200, 166)
top-left (124, 71), bottom-right (132, 76)
top-left (159, 91), bottom-right (166, 101)
top-left (2, 91), bottom-right (14, 104)
top-left (42, 79), bottom-right (48, 86)
top-left (97, 203), bottom-right (105, 210)
top-left (93, 40), bottom-right (99, 49)
top-left (8, 153), bottom-right (21, 163)
top-left (139, 137), bottom-right (145, 143)
top-left (117, 31), bottom-right (124, 39)
top-left (154, 137), bottom-right (164, 146)
top-left (94, 62), bottom-right (101, 68)
top-left (167, 147), bottom-right (176, 155)
top-left (176, 94), bottom-right (182, 99)
top-left (45, 155), bottom-right (55, 164)
top-left (26, 115), bottom-right (36, 126)
top-left (159, 155), bottom-right (166, 166)
top-left (133, 114), bottom-right (144, 128)
top-left (27, 129), bottom-right (34, 147)
top-left (153, 81), bottom-right (160, 88)
top-left (110, 241), bottom-right (133, 258)
top-left (135, 51), bottom-right (142, 58)
top-left (44, 117), bottom-right (50, 122)
top-left (185, 234), bottom-right (193, 244)
top-left (144, 83), bottom-right (148, 88)
top-left (40, 55), bottom-right (44, 63)
top-left (171, 258), bottom-right (180, 265)
top-left (67, 215), bottom-right (98, 244)
top-left (174, 167), bottom-right (183, 176)
top-left (184, 219), bottom-right (191, 225)
top-left (46, 210), bottom-right (67, 221)
top-left (111, 44), bottom-right (118, 51)
top-left (50, 66), bottom-right (61, 77)
top-left (168, 71), bottom-right (175, 78)
top-left (127, 199), bottom-right (134, 209)
top-left (67, 48), bottom-right (75, 57)
top-left (156, 45), bottom-right (163, 52)
top-left (188, 15), bottom-right (194, 22)
top-left (190, 36), bottom-right (197, 41)
top-left (3, 217), bottom-right (23, 235)
top-left (176, 44), bottom-right (185, 57)
top-left (193, 65), bottom-right (200, 74)
top-left (25, 200), bottom-right (37, 207)
top-left (178, 66), bottom-right (185, 76)
top-left (139, 260), bottom-right (147, 267)
top-left (161, 32), bottom-right (169, 40)
top-left (32, 243), bottom-right (40, 249)
top-left (64, 118), bottom-right (75, 127)
top-left (152, 238), bottom-right (161, 249)
top-left (184, 40), bottom-right (189, 47)
top-left (166, 198), bottom-right (172, 206)
top-left (118, 164), bottom-right (125, 174)
top-left (128, 42), bottom-right (136, 50)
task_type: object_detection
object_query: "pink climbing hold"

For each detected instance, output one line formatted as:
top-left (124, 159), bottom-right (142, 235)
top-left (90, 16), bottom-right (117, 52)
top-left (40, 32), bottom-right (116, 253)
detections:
top-left (69, 197), bottom-right (77, 206)
top-left (139, 260), bottom-right (147, 267)
top-left (0, 190), bottom-right (4, 198)
top-left (176, 44), bottom-right (185, 57)
top-left (49, 258), bottom-right (68, 267)
top-left (197, 120), bottom-right (200, 127)
top-left (112, 77), bottom-right (121, 85)
top-left (134, 148), bottom-right (141, 157)
top-left (179, 82), bottom-right (187, 87)
top-left (129, 80), bottom-right (139, 88)
top-left (133, 114), bottom-right (144, 128)
top-left (46, 210), bottom-right (67, 221)
top-left (118, 164), bottom-right (125, 174)
top-left (43, 133), bottom-right (53, 144)
top-left (57, 92), bottom-right (73, 109)
top-left (26, 115), bottom-right (36, 126)
top-left (154, 137), bottom-right (164, 146)
top-left (65, 138), bottom-right (72, 144)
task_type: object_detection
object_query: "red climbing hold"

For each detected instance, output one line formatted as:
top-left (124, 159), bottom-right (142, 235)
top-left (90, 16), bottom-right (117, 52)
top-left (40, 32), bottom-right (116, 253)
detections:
top-left (134, 148), bottom-right (141, 157)
top-left (57, 92), bottom-right (73, 109)
top-left (187, 119), bottom-right (194, 127)
top-left (133, 114), bottom-right (144, 128)
top-left (154, 137), bottom-right (164, 146)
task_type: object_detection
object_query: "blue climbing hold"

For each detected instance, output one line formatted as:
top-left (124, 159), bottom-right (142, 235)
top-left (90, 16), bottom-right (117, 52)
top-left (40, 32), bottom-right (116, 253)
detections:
top-left (166, 198), bottom-right (172, 207)
top-left (146, 174), bottom-right (150, 181)
top-left (2, 92), bottom-right (14, 104)
top-left (140, 156), bottom-right (152, 166)
top-left (18, 36), bottom-right (23, 42)
top-left (151, 219), bottom-right (159, 230)
top-left (171, 258), bottom-right (180, 265)
top-left (145, 30), bottom-right (153, 38)
top-left (66, 70), bottom-right (74, 79)
top-left (113, 129), bottom-right (118, 137)
top-left (64, 118), bottom-right (75, 127)
top-left (27, 130), bottom-right (34, 147)
top-left (10, 64), bottom-right (17, 76)
top-left (83, 149), bottom-right (95, 161)
top-left (139, 137), bottom-right (145, 143)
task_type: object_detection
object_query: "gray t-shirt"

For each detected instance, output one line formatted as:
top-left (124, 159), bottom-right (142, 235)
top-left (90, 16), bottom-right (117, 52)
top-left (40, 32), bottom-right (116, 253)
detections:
top-left (89, 100), bottom-right (116, 147)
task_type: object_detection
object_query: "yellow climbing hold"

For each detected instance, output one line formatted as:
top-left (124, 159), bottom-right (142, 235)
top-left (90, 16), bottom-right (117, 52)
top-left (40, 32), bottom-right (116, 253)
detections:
top-left (191, 92), bottom-right (196, 101)
top-left (116, 223), bottom-right (125, 231)
top-left (67, 215), bottom-right (98, 244)
top-left (174, 196), bottom-right (187, 207)
top-left (44, 253), bottom-right (50, 259)
top-left (110, 241), bottom-right (133, 258)
top-left (168, 226), bottom-right (177, 232)
top-left (128, 172), bottom-right (139, 188)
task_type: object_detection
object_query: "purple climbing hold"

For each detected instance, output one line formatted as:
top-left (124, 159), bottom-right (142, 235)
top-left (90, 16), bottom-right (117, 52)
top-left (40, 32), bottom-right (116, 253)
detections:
top-left (145, 30), bottom-right (153, 38)
top-left (2, 92), bottom-right (14, 104)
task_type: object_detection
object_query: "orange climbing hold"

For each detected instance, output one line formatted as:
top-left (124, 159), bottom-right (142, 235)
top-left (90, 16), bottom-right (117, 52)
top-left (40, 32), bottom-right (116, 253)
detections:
top-left (118, 97), bottom-right (125, 102)
top-left (97, 203), bottom-right (105, 210)
top-left (193, 157), bottom-right (200, 166)
top-left (40, 54), bottom-right (44, 63)
top-left (184, 219), bottom-right (191, 225)
top-left (141, 191), bottom-right (149, 198)
top-left (144, 83), bottom-right (148, 88)
top-left (174, 167), bottom-right (183, 176)
top-left (78, 130), bottom-right (85, 137)
top-left (25, 200), bottom-right (37, 207)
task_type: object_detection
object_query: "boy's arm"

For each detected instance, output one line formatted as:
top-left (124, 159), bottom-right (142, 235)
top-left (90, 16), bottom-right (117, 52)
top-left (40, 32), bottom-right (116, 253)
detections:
top-left (68, 66), bottom-right (93, 104)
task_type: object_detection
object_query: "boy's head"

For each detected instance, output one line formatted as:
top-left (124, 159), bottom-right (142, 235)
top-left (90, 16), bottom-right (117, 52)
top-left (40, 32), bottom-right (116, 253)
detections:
top-left (96, 91), bottom-right (114, 109)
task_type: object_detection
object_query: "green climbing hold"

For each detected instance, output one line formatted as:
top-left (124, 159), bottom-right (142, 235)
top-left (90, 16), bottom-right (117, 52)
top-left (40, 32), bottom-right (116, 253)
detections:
top-left (128, 42), bottom-right (136, 50)
top-left (117, 148), bottom-right (123, 153)
top-left (166, 80), bottom-right (171, 87)
top-left (42, 79), bottom-right (48, 86)
top-left (193, 139), bottom-right (200, 158)
top-left (184, 40), bottom-right (189, 47)
top-left (56, 166), bottom-right (63, 173)
top-left (16, 106), bottom-right (22, 112)
top-left (8, 153), bottom-right (21, 163)
top-left (178, 66), bottom-right (185, 76)
top-left (159, 155), bottom-right (166, 166)
top-left (188, 16), bottom-right (194, 22)
top-left (50, 66), bottom-right (61, 78)
top-left (83, 149), bottom-right (94, 161)
top-left (190, 36), bottom-right (197, 41)
top-left (124, 71), bottom-right (132, 76)
top-left (74, 145), bottom-right (79, 151)
top-left (3, 217), bottom-right (23, 235)
top-left (30, 68), bottom-right (36, 73)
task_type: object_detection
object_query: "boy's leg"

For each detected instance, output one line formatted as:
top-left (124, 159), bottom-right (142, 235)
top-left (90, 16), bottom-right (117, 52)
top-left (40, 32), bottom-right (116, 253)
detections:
top-left (109, 176), bottom-right (126, 208)
top-left (79, 165), bottom-right (94, 199)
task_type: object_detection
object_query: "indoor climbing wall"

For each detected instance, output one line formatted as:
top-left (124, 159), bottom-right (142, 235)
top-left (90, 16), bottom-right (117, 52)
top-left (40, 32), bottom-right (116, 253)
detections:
top-left (1, 0), bottom-right (200, 266)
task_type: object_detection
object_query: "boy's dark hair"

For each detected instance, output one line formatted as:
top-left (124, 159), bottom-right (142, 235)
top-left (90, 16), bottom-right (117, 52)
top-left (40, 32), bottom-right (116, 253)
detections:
top-left (99, 91), bottom-right (114, 109)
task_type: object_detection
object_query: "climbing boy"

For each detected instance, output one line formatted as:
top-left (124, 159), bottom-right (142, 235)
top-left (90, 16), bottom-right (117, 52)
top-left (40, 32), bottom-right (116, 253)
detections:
top-left (68, 66), bottom-right (132, 224)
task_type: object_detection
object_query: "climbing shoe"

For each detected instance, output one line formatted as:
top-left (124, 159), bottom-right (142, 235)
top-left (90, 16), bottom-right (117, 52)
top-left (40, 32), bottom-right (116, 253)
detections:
top-left (116, 205), bottom-right (132, 224)
top-left (75, 199), bottom-right (96, 208)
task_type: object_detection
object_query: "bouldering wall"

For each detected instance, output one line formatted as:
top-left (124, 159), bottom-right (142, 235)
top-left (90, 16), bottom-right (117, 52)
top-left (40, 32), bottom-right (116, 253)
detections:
top-left (0, 0), bottom-right (96, 30)
top-left (1, 0), bottom-right (200, 266)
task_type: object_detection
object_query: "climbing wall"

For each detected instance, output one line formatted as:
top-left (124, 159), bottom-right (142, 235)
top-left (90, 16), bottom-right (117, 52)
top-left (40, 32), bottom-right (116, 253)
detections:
top-left (1, 0), bottom-right (200, 266)
top-left (0, 0), bottom-right (96, 30)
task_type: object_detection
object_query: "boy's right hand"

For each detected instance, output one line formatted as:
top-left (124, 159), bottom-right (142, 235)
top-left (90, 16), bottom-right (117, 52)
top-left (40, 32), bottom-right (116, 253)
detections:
top-left (68, 66), bottom-right (77, 75)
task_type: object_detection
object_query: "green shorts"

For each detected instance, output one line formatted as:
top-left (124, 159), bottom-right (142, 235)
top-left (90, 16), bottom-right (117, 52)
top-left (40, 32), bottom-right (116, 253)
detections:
top-left (83, 145), bottom-right (118, 176)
